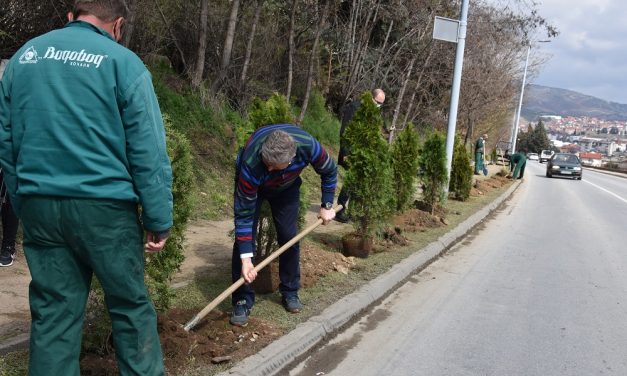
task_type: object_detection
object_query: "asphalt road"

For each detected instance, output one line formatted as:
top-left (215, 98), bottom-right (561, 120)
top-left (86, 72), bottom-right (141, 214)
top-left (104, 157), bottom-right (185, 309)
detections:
top-left (285, 162), bottom-right (627, 376)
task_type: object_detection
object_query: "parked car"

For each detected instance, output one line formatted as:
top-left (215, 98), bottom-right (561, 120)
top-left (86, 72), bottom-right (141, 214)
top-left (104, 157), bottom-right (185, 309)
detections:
top-left (539, 149), bottom-right (554, 163)
top-left (527, 153), bottom-right (539, 161)
top-left (546, 153), bottom-right (582, 180)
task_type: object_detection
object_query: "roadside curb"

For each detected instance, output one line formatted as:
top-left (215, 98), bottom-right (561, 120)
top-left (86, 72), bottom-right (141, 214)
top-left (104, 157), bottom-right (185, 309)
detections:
top-left (0, 333), bottom-right (29, 355)
top-left (218, 180), bottom-right (521, 376)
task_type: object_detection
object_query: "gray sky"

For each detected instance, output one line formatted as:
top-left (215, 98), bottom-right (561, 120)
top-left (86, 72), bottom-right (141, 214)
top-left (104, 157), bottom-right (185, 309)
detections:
top-left (531, 0), bottom-right (627, 104)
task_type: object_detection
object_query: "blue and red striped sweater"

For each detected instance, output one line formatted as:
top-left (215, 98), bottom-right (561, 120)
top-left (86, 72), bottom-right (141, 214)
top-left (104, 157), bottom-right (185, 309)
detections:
top-left (234, 124), bottom-right (337, 257)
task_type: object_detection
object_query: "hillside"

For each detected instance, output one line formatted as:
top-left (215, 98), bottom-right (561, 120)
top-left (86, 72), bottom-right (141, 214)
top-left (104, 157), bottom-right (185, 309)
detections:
top-left (522, 84), bottom-right (627, 121)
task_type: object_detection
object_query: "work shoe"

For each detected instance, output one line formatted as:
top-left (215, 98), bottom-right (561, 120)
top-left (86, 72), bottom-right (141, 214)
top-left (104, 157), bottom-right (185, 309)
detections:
top-left (335, 210), bottom-right (350, 223)
top-left (0, 246), bottom-right (15, 267)
top-left (230, 300), bottom-right (251, 327)
top-left (282, 295), bottom-right (303, 313)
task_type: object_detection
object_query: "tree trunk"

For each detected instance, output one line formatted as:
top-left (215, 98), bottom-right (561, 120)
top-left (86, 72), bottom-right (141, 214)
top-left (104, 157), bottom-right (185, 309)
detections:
top-left (297, 1), bottom-right (328, 124)
top-left (286, 0), bottom-right (298, 102)
top-left (121, 0), bottom-right (137, 47)
top-left (373, 20), bottom-right (393, 77)
top-left (192, 0), bottom-right (209, 88)
top-left (240, 0), bottom-right (264, 89)
top-left (403, 46), bottom-right (434, 126)
top-left (154, 0), bottom-right (187, 73)
top-left (211, 0), bottom-right (240, 93)
top-left (389, 56), bottom-right (416, 143)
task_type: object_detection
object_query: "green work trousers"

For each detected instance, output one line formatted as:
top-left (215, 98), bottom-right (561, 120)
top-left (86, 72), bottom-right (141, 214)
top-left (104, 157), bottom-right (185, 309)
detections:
top-left (21, 197), bottom-right (164, 376)
top-left (474, 152), bottom-right (484, 174)
top-left (511, 158), bottom-right (527, 179)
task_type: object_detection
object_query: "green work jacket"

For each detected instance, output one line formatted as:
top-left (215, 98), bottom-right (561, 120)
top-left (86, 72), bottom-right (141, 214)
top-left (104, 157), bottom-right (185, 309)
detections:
top-left (0, 21), bottom-right (172, 232)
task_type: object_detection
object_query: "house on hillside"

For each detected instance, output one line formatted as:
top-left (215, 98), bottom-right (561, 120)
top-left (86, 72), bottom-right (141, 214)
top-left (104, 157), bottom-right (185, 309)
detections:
top-left (560, 144), bottom-right (580, 154)
top-left (579, 152), bottom-right (603, 167)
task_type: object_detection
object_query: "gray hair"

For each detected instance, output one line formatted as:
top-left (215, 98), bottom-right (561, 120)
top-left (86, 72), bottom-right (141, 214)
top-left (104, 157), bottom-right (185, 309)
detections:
top-left (261, 130), bottom-right (296, 165)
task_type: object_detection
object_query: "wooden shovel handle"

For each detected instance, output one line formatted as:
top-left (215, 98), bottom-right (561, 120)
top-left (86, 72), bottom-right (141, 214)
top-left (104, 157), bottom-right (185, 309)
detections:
top-left (183, 205), bottom-right (343, 331)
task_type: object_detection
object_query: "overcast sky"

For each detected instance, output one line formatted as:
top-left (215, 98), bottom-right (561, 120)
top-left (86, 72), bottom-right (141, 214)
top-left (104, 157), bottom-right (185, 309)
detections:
top-left (529, 0), bottom-right (627, 104)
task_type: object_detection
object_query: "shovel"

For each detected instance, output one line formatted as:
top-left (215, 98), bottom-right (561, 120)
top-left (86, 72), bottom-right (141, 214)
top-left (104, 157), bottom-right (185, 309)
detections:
top-left (183, 205), bottom-right (343, 331)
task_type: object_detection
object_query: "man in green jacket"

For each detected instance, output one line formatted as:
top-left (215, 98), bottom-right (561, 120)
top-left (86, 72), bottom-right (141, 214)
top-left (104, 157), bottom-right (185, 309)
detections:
top-left (0, 1), bottom-right (172, 375)
top-left (474, 133), bottom-right (488, 175)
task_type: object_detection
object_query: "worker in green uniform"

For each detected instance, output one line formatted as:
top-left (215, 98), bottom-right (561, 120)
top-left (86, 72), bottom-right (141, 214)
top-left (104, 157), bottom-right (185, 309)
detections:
top-left (509, 152), bottom-right (527, 180)
top-left (0, 1), bottom-right (172, 375)
top-left (474, 134), bottom-right (488, 175)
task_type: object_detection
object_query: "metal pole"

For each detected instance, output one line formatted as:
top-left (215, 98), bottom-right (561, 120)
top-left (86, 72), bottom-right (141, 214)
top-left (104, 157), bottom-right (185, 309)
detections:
top-left (510, 45), bottom-right (531, 154)
top-left (444, 0), bottom-right (469, 189)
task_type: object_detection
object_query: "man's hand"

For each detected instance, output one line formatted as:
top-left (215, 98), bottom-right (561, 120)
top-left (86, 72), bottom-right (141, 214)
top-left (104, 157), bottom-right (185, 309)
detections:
top-left (319, 207), bottom-right (336, 225)
top-left (145, 231), bottom-right (168, 253)
top-left (241, 257), bottom-right (257, 283)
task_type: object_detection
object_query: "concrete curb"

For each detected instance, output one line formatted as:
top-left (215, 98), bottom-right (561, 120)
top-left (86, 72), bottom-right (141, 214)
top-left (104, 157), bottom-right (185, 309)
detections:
top-left (218, 180), bottom-right (521, 376)
top-left (0, 333), bottom-right (29, 355)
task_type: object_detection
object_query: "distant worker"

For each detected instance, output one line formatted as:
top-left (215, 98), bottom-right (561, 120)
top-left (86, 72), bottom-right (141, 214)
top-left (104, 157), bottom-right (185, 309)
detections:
top-left (509, 152), bottom-right (527, 180)
top-left (230, 125), bottom-right (337, 327)
top-left (336, 88), bottom-right (386, 222)
top-left (474, 133), bottom-right (488, 175)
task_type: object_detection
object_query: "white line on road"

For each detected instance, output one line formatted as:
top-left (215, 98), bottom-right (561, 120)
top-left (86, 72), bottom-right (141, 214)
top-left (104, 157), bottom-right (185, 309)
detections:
top-left (583, 179), bottom-right (627, 205)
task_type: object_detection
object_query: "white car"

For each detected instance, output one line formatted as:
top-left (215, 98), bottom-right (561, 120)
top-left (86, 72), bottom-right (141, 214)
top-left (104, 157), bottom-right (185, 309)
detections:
top-left (528, 153), bottom-right (539, 161)
top-left (539, 149), bottom-right (554, 163)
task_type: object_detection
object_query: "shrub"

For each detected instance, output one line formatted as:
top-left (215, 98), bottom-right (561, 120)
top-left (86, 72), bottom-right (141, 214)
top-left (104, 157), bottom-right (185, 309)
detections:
top-left (391, 124), bottom-right (420, 212)
top-left (449, 135), bottom-right (473, 201)
top-left (301, 90), bottom-right (341, 147)
top-left (144, 114), bottom-right (194, 310)
top-left (344, 92), bottom-right (394, 237)
top-left (419, 131), bottom-right (448, 215)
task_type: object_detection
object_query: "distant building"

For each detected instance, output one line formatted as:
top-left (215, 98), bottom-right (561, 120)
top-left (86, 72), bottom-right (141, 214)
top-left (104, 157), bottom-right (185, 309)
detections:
top-left (539, 115), bottom-right (562, 121)
top-left (579, 152), bottom-right (603, 167)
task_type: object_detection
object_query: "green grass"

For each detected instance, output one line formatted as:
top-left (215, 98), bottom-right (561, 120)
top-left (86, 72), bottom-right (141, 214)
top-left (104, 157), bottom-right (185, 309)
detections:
top-left (0, 350), bottom-right (28, 376)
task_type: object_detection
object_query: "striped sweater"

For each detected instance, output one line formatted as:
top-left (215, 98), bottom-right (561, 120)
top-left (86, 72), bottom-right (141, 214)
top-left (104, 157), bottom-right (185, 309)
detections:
top-left (234, 124), bottom-right (337, 257)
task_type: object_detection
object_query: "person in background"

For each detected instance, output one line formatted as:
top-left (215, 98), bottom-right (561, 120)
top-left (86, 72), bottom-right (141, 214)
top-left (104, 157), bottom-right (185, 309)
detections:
top-left (509, 152), bottom-right (527, 180)
top-left (0, 172), bottom-right (19, 267)
top-left (230, 124), bottom-right (337, 327)
top-left (0, 1), bottom-right (173, 374)
top-left (474, 133), bottom-right (488, 175)
top-left (335, 88), bottom-right (386, 223)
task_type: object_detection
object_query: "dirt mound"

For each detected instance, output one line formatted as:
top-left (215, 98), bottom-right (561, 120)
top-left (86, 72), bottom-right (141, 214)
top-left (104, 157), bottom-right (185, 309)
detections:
top-left (80, 309), bottom-right (284, 375)
top-left (472, 175), bottom-right (510, 196)
top-left (393, 208), bottom-right (444, 233)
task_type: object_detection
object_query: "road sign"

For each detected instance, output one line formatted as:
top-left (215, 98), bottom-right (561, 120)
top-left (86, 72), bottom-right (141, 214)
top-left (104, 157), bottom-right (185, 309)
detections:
top-left (433, 16), bottom-right (460, 43)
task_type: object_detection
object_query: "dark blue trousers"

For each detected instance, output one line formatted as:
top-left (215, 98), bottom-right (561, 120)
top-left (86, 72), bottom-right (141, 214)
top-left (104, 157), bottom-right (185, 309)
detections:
top-left (231, 178), bottom-right (302, 308)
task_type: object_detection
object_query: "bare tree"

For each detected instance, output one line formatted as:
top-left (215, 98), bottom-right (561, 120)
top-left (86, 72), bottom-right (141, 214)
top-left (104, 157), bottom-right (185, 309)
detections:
top-left (211, 0), bottom-right (240, 93)
top-left (191, 0), bottom-right (209, 88)
top-left (286, 0), bottom-right (298, 102)
top-left (121, 0), bottom-right (137, 47)
top-left (389, 56), bottom-right (415, 143)
top-left (240, 0), bottom-right (264, 91)
top-left (297, 1), bottom-right (329, 124)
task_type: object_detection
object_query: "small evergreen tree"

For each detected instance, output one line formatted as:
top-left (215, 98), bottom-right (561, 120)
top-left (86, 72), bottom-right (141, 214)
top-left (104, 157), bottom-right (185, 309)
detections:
top-left (344, 92), bottom-right (394, 237)
top-left (419, 131), bottom-right (448, 215)
top-left (449, 135), bottom-right (473, 201)
top-left (144, 114), bottom-right (194, 310)
top-left (391, 124), bottom-right (420, 212)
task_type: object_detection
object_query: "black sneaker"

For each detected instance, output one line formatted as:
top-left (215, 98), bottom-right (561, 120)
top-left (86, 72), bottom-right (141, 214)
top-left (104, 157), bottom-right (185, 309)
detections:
top-left (230, 300), bottom-right (251, 327)
top-left (282, 295), bottom-right (303, 313)
top-left (0, 246), bottom-right (15, 267)
top-left (335, 210), bottom-right (350, 223)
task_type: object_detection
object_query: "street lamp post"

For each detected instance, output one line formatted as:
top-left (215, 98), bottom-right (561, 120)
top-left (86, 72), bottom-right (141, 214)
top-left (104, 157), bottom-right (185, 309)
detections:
top-left (510, 40), bottom-right (550, 154)
top-left (510, 45), bottom-right (530, 155)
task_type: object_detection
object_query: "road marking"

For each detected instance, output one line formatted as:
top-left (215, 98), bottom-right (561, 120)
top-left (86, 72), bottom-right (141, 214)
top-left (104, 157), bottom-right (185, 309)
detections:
top-left (583, 180), bottom-right (627, 205)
